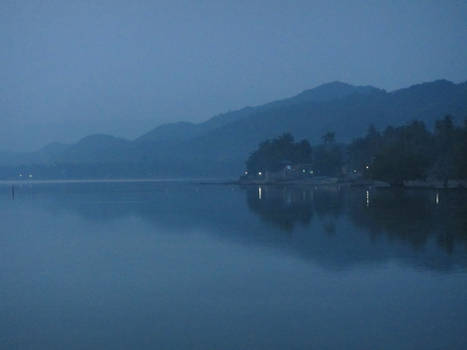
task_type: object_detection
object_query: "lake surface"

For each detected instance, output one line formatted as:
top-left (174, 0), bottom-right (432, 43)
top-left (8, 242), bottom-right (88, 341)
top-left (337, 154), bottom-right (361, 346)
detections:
top-left (1, 182), bottom-right (467, 349)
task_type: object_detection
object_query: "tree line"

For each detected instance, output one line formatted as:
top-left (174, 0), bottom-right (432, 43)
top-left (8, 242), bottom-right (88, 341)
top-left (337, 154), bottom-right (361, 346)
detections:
top-left (245, 115), bottom-right (467, 185)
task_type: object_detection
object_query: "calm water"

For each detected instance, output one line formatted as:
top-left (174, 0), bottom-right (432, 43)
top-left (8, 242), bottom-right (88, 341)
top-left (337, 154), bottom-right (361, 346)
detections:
top-left (1, 182), bottom-right (467, 350)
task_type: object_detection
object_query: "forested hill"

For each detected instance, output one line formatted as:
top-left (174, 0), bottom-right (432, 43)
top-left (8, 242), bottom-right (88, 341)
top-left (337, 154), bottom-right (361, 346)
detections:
top-left (2, 79), bottom-right (467, 178)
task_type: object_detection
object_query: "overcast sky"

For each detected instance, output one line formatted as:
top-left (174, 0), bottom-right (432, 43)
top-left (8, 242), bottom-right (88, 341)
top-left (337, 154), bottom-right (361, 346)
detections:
top-left (1, 0), bottom-right (467, 151)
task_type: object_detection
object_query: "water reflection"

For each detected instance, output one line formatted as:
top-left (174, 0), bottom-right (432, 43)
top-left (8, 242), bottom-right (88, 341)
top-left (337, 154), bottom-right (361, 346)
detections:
top-left (244, 184), bottom-right (467, 270)
top-left (3, 182), bottom-right (467, 271)
top-left (347, 188), bottom-right (467, 254)
top-left (2, 182), bottom-right (467, 350)
top-left (246, 185), bottom-right (314, 231)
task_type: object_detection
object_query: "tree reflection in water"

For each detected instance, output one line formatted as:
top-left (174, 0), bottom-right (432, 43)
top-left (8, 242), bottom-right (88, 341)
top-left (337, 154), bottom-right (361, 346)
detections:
top-left (10, 182), bottom-right (467, 271)
top-left (244, 185), bottom-right (467, 255)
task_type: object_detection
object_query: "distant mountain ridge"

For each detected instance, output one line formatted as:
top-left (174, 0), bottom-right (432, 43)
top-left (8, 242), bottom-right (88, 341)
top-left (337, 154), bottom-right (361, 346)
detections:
top-left (1, 79), bottom-right (466, 178)
top-left (135, 81), bottom-right (385, 145)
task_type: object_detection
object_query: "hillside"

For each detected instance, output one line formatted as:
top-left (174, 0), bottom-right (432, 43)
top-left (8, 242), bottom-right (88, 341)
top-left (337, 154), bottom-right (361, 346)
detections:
top-left (2, 79), bottom-right (467, 178)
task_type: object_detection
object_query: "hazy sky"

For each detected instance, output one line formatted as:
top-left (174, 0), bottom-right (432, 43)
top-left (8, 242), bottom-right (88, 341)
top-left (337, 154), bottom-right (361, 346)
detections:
top-left (1, 0), bottom-right (467, 151)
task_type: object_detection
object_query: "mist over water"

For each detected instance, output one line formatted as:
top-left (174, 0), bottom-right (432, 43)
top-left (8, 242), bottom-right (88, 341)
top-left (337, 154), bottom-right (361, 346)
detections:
top-left (2, 1), bottom-right (467, 348)
top-left (1, 182), bottom-right (466, 349)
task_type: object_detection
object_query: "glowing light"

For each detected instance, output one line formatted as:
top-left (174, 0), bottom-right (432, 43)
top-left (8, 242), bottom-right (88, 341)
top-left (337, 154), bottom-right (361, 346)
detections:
top-left (258, 186), bottom-right (262, 199)
top-left (258, 171), bottom-right (262, 176)
top-left (19, 174), bottom-right (23, 177)
top-left (28, 174), bottom-right (33, 178)
top-left (366, 190), bottom-right (370, 207)
top-left (365, 165), bottom-right (369, 170)
top-left (353, 169), bottom-right (357, 173)
top-left (435, 192), bottom-right (439, 205)
top-left (309, 170), bottom-right (314, 175)
top-left (244, 171), bottom-right (248, 175)
top-left (302, 169), bottom-right (306, 173)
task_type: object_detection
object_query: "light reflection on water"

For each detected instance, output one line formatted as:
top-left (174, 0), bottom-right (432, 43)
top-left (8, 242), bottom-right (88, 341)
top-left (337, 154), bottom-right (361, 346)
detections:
top-left (0, 182), bottom-right (466, 350)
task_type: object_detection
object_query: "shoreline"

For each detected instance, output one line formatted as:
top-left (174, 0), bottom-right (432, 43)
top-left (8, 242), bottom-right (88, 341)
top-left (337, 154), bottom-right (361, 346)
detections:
top-left (0, 177), bottom-right (231, 186)
top-left (232, 178), bottom-right (467, 190)
top-left (1, 177), bottom-right (466, 190)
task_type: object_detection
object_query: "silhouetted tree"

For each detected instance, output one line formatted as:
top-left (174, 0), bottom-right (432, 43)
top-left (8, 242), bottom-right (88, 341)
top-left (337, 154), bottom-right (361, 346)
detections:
top-left (322, 131), bottom-right (335, 144)
top-left (246, 133), bottom-right (312, 174)
top-left (459, 119), bottom-right (467, 179)
top-left (348, 124), bottom-right (381, 173)
top-left (245, 116), bottom-right (466, 185)
top-left (432, 115), bottom-right (459, 186)
top-left (313, 132), bottom-right (343, 176)
top-left (369, 121), bottom-right (432, 186)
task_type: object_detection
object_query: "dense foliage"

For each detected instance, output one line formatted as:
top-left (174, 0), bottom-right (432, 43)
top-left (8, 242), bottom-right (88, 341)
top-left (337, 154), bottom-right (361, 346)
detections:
top-left (349, 115), bottom-right (467, 184)
top-left (245, 133), bottom-right (312, 173)
top-left (246, 115), bottom-right (467, 185)
top-left (311, 137), bottom-right (344, 177)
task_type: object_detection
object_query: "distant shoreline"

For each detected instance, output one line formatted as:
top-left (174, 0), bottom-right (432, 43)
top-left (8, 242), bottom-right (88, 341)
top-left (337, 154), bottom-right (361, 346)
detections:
top-left (1, 177), bottom-right (466, 190)
top-left (232, 178), bottom-right (467, 190)
top-left (0, 178), bottom-right (231, 186)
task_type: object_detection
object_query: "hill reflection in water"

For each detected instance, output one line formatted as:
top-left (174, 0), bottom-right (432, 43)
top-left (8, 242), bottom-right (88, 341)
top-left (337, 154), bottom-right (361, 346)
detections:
top-left (2, 182), bottom-right (467, 350)
top-left (8, 182), bottom-right (467, 272)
